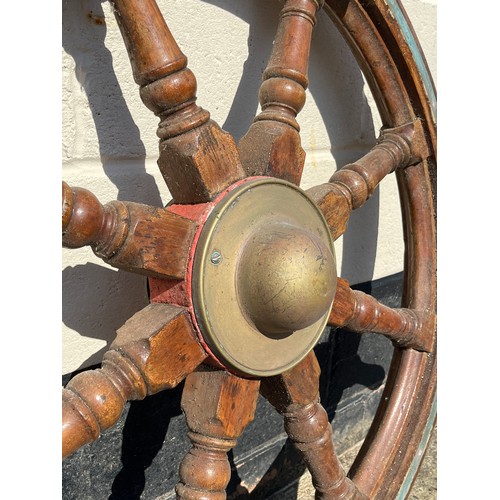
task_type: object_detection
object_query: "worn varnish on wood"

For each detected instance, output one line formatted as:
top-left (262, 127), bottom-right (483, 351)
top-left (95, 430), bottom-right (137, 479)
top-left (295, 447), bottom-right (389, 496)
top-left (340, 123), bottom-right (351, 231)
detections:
top-left (62, 0), bottom-right (437, 497)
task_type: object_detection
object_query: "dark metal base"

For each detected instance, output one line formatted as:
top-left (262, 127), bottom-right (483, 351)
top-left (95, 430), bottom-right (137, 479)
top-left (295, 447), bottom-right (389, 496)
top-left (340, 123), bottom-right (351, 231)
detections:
top-left (62, 272), bottom-right (403, 500)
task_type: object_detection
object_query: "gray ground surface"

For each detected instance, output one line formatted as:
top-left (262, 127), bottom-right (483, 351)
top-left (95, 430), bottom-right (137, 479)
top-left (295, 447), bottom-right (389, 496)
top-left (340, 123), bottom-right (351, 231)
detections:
top-left (408, 426), bottom-right (437, 500)
top-left (271, 426), bottom-right (437, 499)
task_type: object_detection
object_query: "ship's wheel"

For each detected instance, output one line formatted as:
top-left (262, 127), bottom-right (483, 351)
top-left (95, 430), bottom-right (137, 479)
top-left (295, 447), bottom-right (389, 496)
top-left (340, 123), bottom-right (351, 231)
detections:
top-left (62, 1), bottom-right (436, 498)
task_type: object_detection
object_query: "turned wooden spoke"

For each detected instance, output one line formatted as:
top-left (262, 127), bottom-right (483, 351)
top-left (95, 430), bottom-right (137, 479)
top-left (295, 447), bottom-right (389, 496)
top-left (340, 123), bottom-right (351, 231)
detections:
top-left (111, 0), bottom-right (244, 203)
top-left (307, 121), bottom-right (426, 240)
top-left (176, 367), bottom-right (260, 499)
top-left (62, 303), bottom-right (207, 458)
top-left (328, 278), bottom-right (435, 352)
top-left (261, 352), bottom-right (366, 499)
top-left (238, 0), bottom-right (323, 185)
top-left (62, 182), bottom-right (196, 280)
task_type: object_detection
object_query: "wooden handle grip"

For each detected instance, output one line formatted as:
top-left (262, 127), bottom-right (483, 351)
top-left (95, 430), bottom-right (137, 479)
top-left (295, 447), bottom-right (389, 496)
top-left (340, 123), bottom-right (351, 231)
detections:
top-left (62, 181), bottom-right (111, 249)
top-left (62, 350), bottom-right (147, 458)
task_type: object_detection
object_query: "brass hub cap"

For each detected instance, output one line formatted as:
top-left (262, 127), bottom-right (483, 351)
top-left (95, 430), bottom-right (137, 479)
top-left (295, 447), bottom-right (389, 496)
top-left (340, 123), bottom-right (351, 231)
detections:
top-left (192, 178), bottom-right (337, 376)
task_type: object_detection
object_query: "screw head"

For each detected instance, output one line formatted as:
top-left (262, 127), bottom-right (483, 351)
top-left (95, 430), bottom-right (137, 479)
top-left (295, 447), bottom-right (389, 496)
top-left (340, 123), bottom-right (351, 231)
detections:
top-left (210, 251), bottom-right (222, 265)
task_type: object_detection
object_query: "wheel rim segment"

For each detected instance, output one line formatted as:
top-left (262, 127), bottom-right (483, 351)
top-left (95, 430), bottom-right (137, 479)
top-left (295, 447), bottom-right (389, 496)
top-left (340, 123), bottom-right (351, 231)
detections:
top-left (322, 0), bottom-right (436, 497)
top-left (62, 0), bottom-right (437, 497)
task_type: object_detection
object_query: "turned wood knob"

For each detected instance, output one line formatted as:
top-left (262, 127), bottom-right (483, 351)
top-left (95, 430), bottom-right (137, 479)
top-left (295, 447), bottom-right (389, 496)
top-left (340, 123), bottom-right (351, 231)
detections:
top-left (62, 181), bottom-right (107, 248)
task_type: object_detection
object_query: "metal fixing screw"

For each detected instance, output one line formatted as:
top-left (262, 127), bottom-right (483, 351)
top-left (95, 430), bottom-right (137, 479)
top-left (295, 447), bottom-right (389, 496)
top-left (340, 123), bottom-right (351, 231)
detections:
top-left (210, 250), bottom-right (222, 265)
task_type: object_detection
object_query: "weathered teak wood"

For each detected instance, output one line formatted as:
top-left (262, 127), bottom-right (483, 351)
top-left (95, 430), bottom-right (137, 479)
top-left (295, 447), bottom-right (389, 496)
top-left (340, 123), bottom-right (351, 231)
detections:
top-left (307, 122), bottom-right (425, 240)
top-left (62, 182), bottom-right (197, 279)
top-left (176, 367), bottom-right (260, 499)
top-left (328, 278), bottom-right (435, 352)
top-left (110, 0), bottom-right (244, 204)
top-left (238, 0), bottom-right (323, 185)
top-left (62, 303), bottom-right (207, 459)
top-left (62, 0), bottom-right (437, 496)
top-left (261, 353), bottom-right (366, 499)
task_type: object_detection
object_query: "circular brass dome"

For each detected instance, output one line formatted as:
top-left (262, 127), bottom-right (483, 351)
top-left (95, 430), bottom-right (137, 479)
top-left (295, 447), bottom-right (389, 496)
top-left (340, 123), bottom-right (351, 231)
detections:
top-left (237, 224), bottom-right (336, 336)
top-left (192, 178), bottom-right (337, 377)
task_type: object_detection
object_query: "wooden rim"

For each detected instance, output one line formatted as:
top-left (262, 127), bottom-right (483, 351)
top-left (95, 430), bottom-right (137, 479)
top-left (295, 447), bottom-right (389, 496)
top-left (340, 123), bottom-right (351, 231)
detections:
top-left (323, 0), bottom-right (437, 496)
top-left (61, 1), bottom-right (436, 496)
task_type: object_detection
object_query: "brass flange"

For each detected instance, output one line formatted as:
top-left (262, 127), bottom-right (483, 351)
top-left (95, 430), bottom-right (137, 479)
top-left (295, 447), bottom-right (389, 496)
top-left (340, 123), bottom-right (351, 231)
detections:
top-left (192, 178), bottom-right (337, 376)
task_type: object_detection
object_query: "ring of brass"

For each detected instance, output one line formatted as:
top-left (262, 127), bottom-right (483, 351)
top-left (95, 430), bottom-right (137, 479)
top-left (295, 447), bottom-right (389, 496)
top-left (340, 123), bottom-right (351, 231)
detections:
top-left (192, 177), bottom-right (337, 377)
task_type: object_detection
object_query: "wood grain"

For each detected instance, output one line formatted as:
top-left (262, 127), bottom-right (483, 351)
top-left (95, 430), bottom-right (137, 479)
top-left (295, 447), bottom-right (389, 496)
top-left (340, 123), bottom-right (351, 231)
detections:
top-left (307, 122), bottom-right (420, 240)
top-left (238, 0), bottom-right (323, 185)
top-left (111, 0), bottom-right (245, 204)
top-left (176, 366), bottom-right (260, 499)
top-left (261, 352), bottom-right (366, 499)
top-left (62, 304), bottom-right (207, 458)
top-left (62, 182), bottom-right (196, 280)
top-left (329, 278), bottom-right (435, 352)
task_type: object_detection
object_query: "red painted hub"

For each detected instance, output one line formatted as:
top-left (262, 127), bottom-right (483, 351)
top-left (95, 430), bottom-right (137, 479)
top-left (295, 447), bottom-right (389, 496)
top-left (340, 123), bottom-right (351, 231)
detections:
top-left (148, 177), bottom-right (266, 369)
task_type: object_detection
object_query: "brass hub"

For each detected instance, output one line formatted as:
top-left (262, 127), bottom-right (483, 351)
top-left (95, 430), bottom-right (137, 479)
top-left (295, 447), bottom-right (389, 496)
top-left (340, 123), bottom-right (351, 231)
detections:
top-left (192, 178), bottom-right (337, 376)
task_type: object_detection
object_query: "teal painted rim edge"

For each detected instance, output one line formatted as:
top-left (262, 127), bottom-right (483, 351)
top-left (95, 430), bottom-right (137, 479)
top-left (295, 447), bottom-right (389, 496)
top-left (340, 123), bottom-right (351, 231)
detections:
top-left (386, 0), bottom-right (437, 120)
top-left (383, 2), bottom-right (436, 497)
top-left (396, 393), bottom-right (437, 499)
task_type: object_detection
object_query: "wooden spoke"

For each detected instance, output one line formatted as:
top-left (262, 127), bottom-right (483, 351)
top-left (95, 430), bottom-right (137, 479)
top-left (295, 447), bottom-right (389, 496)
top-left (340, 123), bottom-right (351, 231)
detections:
top-left (328, 278), bottom-right (435, 352)
top-left (238, 0), bottom-right (324, 185)
top-left (307, 121), bottom-right (427, 240)
top-left (62, 0), bottom-right (437, 496)
top-left (176, 366), bottom-right (260, 499)
top-left (111, 0), bottom-right (244, 204)
top-left (62, 303), bottom-right (207, 459)
top-left (261, 352), bottom-right (366, 499)
top-left (62, 182), bottom-right (197, 280)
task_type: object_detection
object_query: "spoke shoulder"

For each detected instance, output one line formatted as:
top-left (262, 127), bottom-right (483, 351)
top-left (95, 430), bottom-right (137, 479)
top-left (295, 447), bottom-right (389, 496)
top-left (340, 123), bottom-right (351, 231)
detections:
top-left (238, 0), bottom-right (323, 185)
top-left (62, 303), bottom-right (206, 458)
top-left (176, 367), bottom-right (260, 499)
top-left (261, 353), bottom-right (366, 499)
top-left (329, 278), bottom-right (435, 352)
top-left (308, 121), bottom-right (424, 240)
top-left (112, 0), bottom-right (244, 203)
top-left (62, 182), bottom-right (197, 280)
